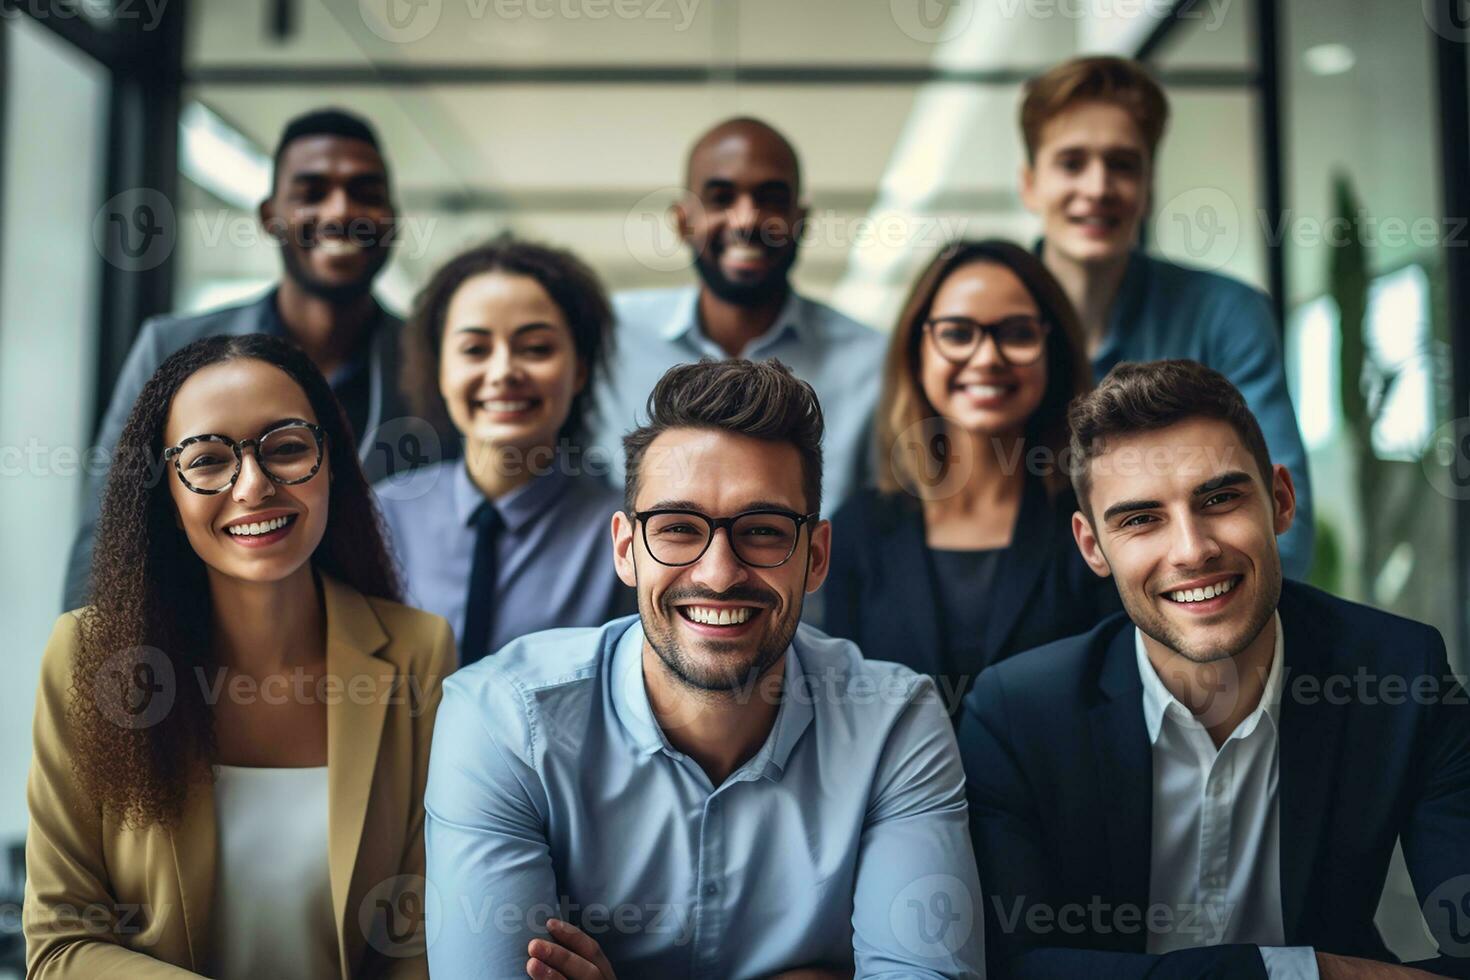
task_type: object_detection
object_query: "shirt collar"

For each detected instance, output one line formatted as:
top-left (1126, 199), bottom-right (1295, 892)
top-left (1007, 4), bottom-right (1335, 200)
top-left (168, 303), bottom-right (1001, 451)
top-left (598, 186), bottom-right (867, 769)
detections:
top-left (259, 286), bottom-right (384, 380)
top-left (1135, 613), bottom-right (1285, 744)
top-left (659, 286), bottom-right (809, 351)
top-left (451, 451), bottom-right (572, 533)
top-left (607, 617), bottom-right (813, 780)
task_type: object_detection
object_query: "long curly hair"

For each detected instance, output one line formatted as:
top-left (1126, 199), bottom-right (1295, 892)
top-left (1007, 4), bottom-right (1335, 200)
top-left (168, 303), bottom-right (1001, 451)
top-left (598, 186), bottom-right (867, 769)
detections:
top-left (70, 333), bottom-right (402, 828)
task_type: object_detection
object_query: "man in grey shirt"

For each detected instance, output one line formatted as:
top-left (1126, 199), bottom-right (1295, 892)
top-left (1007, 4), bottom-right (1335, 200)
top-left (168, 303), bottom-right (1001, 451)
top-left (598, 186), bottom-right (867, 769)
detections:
top-left (589, 117), bottom-right (887, 514)
top-left (63, 108), bottom-right (423, 609)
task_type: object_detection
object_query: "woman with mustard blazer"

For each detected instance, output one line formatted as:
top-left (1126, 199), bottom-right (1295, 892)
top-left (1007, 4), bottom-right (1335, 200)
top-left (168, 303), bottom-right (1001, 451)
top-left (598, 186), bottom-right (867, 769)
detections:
top-left (25, 334), bottom-right (453, 979)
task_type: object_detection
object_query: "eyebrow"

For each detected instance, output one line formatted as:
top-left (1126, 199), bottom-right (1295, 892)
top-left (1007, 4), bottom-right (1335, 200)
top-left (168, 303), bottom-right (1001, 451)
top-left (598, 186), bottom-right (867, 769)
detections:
top-left (641, 499), bottom-right (800, 514)
top-left (451, 322), bottom-right (558, 337)
top-left (1193, 471), bottom-right (1253, 496)
top-left (176, 417), bottom-right (311, 443)
top-left (700, 177), bottom-right (793, 195)
top-left (1100, 471), bottom-right (1255, 523)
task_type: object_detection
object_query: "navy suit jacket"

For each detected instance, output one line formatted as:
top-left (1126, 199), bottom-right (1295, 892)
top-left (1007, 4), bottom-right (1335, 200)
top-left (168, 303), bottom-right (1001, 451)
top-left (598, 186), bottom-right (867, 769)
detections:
top-left (822, 479), bottom-right (1121, 715)
top-left (958, 580), bottom-right (1470, 979)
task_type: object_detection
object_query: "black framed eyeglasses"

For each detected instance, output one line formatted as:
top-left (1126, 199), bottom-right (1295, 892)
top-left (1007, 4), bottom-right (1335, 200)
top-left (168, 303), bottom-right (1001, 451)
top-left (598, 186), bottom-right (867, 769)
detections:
top-left (631, 508), bottom-right (820, 568)
top-left (924, 314), bottom-right (1050, 366)
top-left (163, 420), bottom-right (326, 495)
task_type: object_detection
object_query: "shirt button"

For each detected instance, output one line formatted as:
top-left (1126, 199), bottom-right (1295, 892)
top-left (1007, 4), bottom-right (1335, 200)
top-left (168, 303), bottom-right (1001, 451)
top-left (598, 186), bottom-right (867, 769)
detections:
top-left (704, 883), bottom-right (718, 896)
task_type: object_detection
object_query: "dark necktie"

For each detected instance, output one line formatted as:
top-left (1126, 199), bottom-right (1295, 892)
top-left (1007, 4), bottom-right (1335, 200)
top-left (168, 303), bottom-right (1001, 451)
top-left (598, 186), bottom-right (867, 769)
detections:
top-left (460, 501), bottom-right (504, 665)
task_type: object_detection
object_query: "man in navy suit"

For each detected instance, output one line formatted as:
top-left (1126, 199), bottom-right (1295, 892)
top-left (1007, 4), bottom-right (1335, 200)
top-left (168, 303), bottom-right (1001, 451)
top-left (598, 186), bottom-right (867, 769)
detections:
top-left (958, 359), bottom-right (1470, 979)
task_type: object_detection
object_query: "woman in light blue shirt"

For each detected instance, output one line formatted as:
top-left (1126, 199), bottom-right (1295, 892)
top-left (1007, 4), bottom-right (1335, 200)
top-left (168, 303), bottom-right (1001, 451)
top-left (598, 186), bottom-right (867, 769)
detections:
top-left (377, 236), bottom-right (632, 665)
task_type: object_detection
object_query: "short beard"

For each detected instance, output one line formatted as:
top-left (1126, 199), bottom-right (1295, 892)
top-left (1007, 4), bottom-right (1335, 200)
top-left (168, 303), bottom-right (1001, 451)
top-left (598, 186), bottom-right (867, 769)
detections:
top-left (1128, 561), bottom-right (1282, 665)
top-left (691, 244), bottom-right (796, 310)
top-left (280, 242), bottom-right (389, 305)
top-left (639, 582), bottom-right (802, 696)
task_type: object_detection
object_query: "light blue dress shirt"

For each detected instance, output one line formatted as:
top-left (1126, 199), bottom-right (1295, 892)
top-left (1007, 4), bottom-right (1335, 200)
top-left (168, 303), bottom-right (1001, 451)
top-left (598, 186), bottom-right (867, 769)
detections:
top-left (1093, 249), bottom-right (1316, 579)
top-left (424, 616), bottom-right (985, 979)
top-left (373, 458), bottom-right (629, 662)
top-left (588, 286), bottom-right (888, 514)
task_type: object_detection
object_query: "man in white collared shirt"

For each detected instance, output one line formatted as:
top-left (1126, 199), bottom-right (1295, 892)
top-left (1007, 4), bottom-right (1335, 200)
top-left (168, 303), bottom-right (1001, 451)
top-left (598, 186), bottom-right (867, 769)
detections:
top-left (589, 117), bottom-right (886, 513)
top-left (958, 360), bottom-right (1470, 979)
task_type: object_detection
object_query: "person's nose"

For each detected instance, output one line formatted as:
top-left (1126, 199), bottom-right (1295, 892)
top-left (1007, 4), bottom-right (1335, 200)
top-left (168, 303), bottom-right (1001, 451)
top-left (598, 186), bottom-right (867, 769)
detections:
top-left (1166, 511), bottom-right (1223, 572)
top-left (485, 340), bottom-right (521, 388)
top-left (1080, 158), bottom-right (1111, 200)
top-left (727, 194), bottom-right (760, 238)
top-left (968, 330), bottom-right (1007, 370)
top-left (230, 448), bottom-right (276, 506)
top-left (687, 524), bottom-right (750, 594)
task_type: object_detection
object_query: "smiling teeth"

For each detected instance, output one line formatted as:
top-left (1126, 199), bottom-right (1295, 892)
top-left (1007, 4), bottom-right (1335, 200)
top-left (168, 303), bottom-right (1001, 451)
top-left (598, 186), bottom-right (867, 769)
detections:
top-left (964, 384), bottom-right (1010, 397)
top-left (683, 606), bottom-right (754, 626)
top-left (725, 245), bottom-right (764, 261)
top-left (315, 240), bottom-right (361, 255)
top-left (227, 515), bottom-right (292, 537)
top-left (483, 400), bottom-right (533, 412)
top-left (1169, 578), bottom-right (1236, 603)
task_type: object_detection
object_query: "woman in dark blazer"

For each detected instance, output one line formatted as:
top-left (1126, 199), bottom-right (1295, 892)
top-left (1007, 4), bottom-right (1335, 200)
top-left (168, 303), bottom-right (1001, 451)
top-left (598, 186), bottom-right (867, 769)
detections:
top-left (823, 240), bottom-right (1119, 714)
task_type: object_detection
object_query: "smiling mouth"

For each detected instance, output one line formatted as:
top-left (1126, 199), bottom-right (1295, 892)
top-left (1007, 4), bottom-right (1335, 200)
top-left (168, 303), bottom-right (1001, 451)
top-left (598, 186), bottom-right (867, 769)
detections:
top-left (1069, 214), bottom-right (1121, 232)
top-left (476, 398), bottom-right (541, 415)
top-left (222, 513), bottom-right (299, 547)
top-left (1161, 575), bottom-right (1241, 605)
top-left (955, 382), bottom-right (1017, 399)
top-left (676, 604), bottom-right (764, 629)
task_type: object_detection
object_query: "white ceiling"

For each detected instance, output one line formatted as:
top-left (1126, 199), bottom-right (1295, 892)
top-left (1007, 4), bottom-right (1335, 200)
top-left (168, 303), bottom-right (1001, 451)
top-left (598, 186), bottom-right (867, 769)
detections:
top-left (177, 0), bottom-right (1264, 324)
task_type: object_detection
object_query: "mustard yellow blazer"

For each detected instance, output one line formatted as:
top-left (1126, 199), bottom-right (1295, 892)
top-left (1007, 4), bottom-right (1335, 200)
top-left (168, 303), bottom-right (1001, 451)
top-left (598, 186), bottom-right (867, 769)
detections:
top-left (23, 572), bottom-right (455, 979)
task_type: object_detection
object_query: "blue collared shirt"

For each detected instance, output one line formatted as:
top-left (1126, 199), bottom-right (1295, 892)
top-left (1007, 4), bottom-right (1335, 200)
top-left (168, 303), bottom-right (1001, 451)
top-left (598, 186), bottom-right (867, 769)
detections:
top-left (373, 459), bottom-right (628, 662)
top-left (424, 617), bottom-right (985, 978)
top-left (588, 286), bottom-right (888, 514)
top-left (1093, 250), bottom-right (1316, 579)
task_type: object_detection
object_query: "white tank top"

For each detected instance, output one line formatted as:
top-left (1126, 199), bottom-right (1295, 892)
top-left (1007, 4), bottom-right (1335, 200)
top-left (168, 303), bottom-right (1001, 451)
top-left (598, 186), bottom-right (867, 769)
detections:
top-left (210, 765), bottom-right (339, 980)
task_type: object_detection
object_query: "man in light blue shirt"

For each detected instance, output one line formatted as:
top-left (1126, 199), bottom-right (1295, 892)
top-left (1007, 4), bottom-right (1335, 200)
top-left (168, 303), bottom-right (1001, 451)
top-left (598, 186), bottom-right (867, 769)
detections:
top-left (426, 359), bottom-right (983, 979)
top-left (1017, 56), bottom-right (1314, 578)
top-left (589, 117), bottom-right (887, 513)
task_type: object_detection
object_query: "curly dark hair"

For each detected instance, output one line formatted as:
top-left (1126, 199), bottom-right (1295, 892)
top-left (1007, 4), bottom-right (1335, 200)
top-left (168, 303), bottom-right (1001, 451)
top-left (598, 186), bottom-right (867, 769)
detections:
top-left (71, 333), bottom-right (401, 828)
top-left (400, 234), bottom-right (614, 448)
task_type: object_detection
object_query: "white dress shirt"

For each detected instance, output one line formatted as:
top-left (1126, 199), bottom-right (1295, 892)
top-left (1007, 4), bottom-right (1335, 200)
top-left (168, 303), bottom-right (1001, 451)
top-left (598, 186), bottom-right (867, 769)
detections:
top-left (1136, 616), bottom-right (1319, 979)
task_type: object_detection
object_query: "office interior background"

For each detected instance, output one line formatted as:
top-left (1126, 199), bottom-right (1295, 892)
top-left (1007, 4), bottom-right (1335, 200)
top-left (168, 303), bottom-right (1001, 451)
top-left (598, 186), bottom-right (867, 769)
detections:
top-left (1, 0), bottom-right (1468, 972)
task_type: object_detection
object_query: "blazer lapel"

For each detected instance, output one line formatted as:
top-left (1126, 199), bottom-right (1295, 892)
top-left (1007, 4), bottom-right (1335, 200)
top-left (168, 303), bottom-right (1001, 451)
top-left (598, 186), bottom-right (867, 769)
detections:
top-left (981, 477), bottom-right (1055, 663)
top-left (883, 499), bottom-right (945, 677)
top-left (321, 573), bottom-right (395, 977)
top-left (1276, 588), bottom-right (1346, 941)
top-left (168, 777), bottom-right (218, 971)
top-left (1088, 623), bottom-right (1153, 950)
